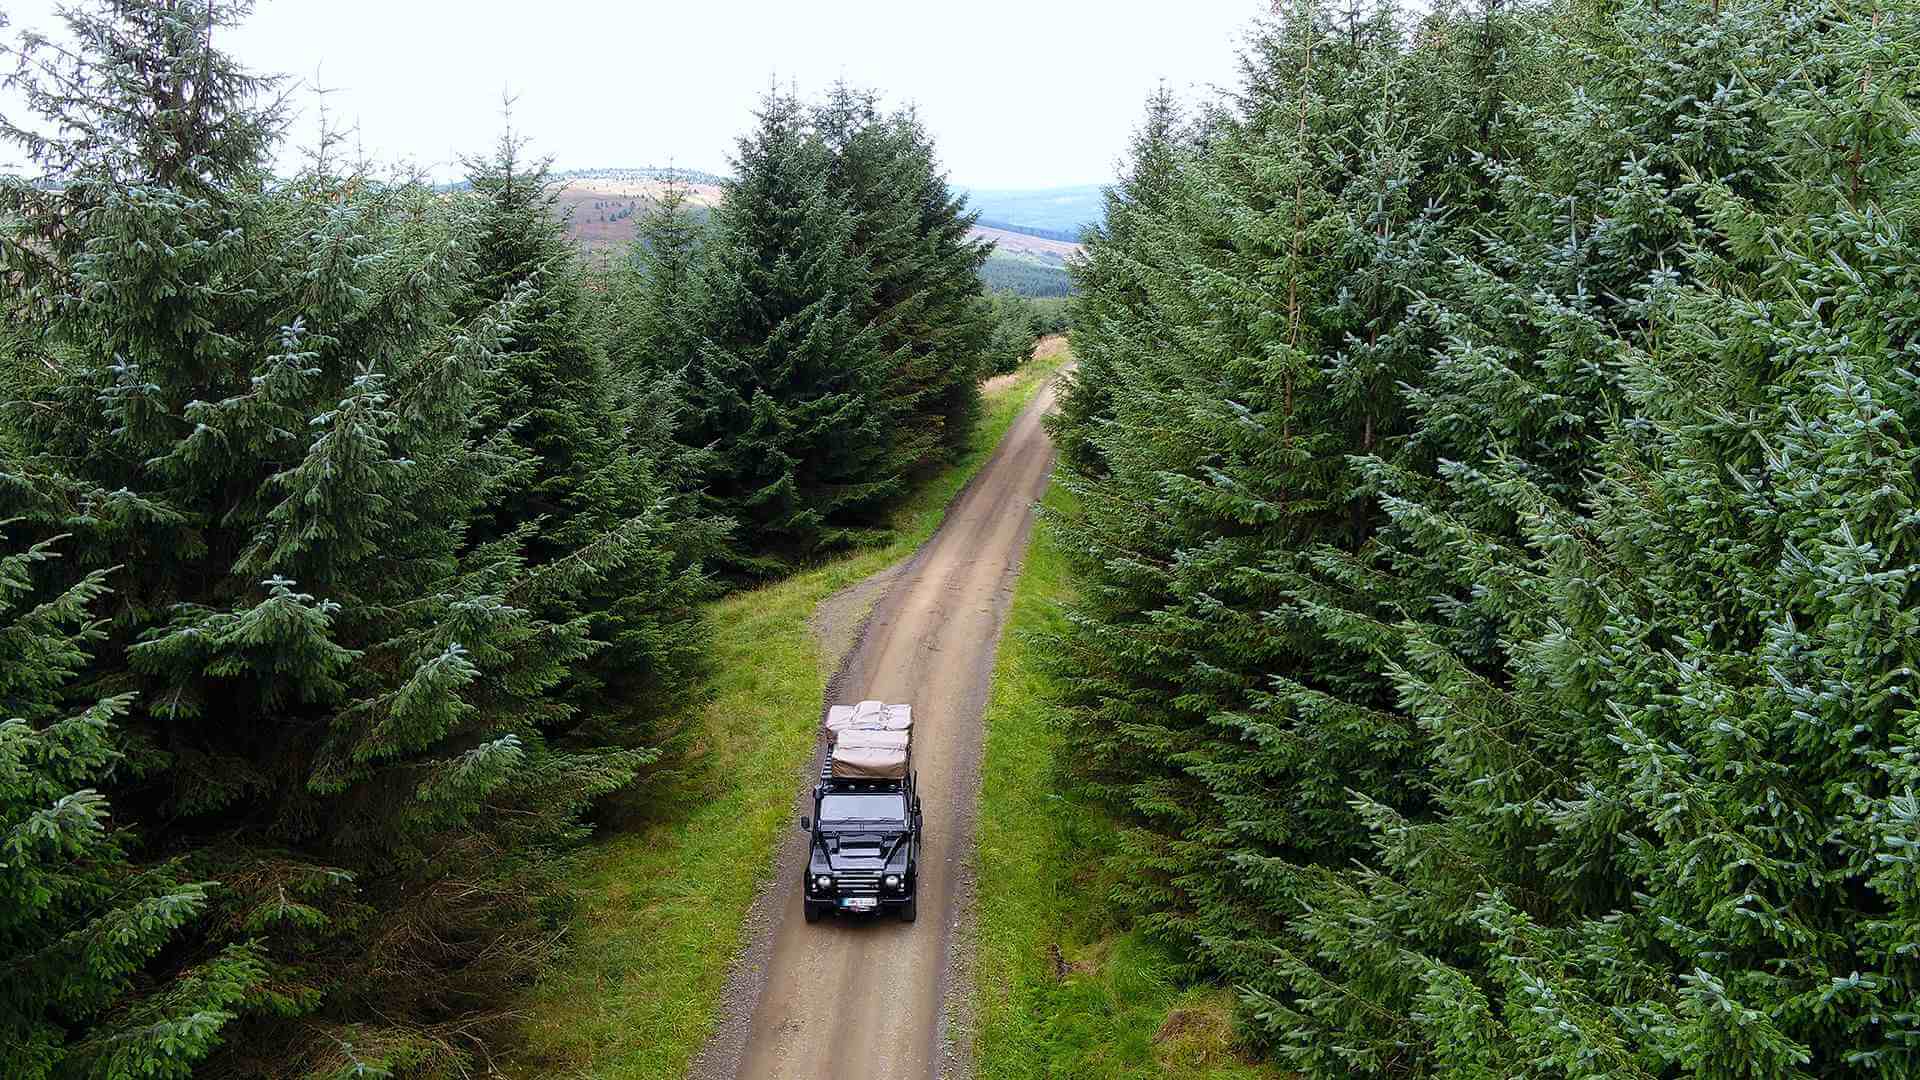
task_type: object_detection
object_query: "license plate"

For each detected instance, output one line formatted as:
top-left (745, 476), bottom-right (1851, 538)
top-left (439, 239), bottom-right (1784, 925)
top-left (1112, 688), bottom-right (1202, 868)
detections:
top-left (841, 898), bottom-right (877, 912)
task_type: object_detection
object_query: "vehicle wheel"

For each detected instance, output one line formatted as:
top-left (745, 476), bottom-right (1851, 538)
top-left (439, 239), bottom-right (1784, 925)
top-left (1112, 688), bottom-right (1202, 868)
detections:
top-left (899, 896), bottom-right (917, 923)
top-left (804, 901), bottom-right (824, 924)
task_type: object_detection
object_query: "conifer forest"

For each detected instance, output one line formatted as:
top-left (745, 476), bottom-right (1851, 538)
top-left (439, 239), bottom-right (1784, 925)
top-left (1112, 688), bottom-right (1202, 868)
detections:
top-left (4, 0), bottom-right (1920, 1077)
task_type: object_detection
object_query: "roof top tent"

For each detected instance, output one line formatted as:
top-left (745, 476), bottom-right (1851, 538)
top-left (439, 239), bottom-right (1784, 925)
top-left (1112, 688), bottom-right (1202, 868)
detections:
top-left (823, 700), bottom-right (912, 783)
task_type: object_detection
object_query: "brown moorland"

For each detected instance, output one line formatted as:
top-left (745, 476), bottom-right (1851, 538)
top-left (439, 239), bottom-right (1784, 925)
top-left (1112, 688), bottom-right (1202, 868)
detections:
top-left (553, 176), bottom-right (1082, 263)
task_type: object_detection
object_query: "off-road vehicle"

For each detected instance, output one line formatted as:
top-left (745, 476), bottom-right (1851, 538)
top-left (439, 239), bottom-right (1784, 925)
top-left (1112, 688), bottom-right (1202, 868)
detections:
top-left (799, 701), bottom-right (922, 922)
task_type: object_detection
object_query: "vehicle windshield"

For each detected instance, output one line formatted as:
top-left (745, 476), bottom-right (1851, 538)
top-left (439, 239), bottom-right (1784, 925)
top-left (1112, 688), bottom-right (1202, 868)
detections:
top-left (819, 793), bottom-right (906, 823)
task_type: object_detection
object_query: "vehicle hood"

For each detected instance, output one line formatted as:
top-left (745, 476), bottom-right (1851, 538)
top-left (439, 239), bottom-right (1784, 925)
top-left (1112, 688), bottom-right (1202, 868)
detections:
top-left (817, 829), bottom-right (908, 869)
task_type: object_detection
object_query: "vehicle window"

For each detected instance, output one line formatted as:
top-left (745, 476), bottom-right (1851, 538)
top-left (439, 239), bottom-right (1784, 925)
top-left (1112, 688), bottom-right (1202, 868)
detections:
top-left (819, 794), bottom-right (905, 822)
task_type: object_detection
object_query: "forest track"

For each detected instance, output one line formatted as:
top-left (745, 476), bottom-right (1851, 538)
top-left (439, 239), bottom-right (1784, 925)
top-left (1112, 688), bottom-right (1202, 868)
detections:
top-left (690, 379), bottom-right (1061, 1080)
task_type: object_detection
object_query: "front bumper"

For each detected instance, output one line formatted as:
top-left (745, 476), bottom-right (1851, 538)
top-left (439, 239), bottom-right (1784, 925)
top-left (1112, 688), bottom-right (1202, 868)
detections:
top-left (807, 868), bottom-right (913, 912)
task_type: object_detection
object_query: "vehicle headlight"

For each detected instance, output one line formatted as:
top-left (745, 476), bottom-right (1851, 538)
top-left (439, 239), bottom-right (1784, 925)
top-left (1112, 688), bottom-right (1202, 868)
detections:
top-left (814, 874), bottom-right (834, 892)
top-left (883, 874), bottom-right (901, 890)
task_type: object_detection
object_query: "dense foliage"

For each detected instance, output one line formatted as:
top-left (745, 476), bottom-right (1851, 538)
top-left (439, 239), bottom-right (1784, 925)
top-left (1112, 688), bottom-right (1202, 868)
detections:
top-left (983, 292), bottom-right (1069, 375)
top-left (979, 252), bottom-right (1073, 297)
top-left (0, 2), bottom-right (992, 1074)
top-left (0, 5), bottom-right (669, 1072)
top-left (606, 87), bottom-right (992, 571)
top-left (1, 532), bottom-right (245, 1080)
top-left (1051, 0), bottom-right (1920, 1075)
top-left (455, 128), bottom-right (725, 751)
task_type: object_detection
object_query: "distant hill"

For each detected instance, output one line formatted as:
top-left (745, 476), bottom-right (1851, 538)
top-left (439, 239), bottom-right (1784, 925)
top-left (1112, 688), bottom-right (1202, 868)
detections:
top-left (974, 218), bottom-right (1085, 244)
top-left (549, 172), bottom-right (725, 256)
top-left (960, 184), bottom-right (1105, 235)
top-left (979, 253), bottom-right (1070, 298)
top-left (971, 224), bottom-right (1079, 260)
top-left (547, 172), bottom-right (1091, 298)
top-left (970, 223), bottom-right (1080, 299)
top-left (554, 166), bottom-right (726, 187)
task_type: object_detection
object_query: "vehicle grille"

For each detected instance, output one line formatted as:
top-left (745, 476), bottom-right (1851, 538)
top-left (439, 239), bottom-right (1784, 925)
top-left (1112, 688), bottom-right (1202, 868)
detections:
top-left (835, 868), bottom-right (884, 896)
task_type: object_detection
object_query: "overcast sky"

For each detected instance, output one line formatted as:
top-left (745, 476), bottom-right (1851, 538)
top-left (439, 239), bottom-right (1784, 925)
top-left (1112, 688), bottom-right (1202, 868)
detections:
top-left (1, 0), bottom-right (1262, 188)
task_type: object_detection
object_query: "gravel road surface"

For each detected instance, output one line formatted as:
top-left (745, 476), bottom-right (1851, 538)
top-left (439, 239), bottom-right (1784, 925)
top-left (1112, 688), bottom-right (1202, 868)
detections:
top-left (691, 380), bottom-right (1060, 1080)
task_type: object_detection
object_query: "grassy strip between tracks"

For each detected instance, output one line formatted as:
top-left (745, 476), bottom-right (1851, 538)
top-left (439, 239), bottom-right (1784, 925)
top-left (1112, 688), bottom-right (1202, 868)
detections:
top-left (970, 483), bottom-right (1279, 1080)
top-left (507, 344), bottom-right (1068, 1079)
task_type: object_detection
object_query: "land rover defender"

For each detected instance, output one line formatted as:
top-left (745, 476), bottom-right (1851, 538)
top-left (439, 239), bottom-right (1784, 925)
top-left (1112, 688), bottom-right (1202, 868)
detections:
top-left (800, 701), bottom-right (922, 923)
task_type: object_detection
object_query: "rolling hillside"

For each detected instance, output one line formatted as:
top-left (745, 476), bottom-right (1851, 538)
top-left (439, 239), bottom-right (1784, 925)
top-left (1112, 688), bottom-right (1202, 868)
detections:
top-left (555, 172), bottom-right (1089, 295)
top-left (959, 184), bottom-right (1104, 234)
top-left (552, 170), bottom-right (724, 255)
top-left (972, 223), bottom-right (1081, 260)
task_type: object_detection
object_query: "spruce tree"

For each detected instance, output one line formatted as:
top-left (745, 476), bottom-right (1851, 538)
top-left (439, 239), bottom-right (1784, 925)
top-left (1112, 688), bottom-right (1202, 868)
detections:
top-left (815, 84), bottom-right (993, 463)
top-left (982, 292), bottom-right (1040, 376)
top-left (687, 89), bottom-right (905, 568)
top-left (607, 89), bottom-right (991, 574)
top-left (456, 122), bottom-right (616, 565)
top-left (1052, 0), bottom-right (1480, 886)
top-left (1052, 0), bottom-right (1920, 1074)
top-left (1046, 0), bottom-right (1543, 1062)
top-left (1275, 3), bottom-right (1920, 1074)
top-left (0, 529), bottom-right (264, 1079)
top-left (601, 181), bottom-right (721, 509)
top-left (457, 126), bottom-right (721, 749)
top-left (1056, 83), bottom-right (1188, 476)
top-left (0, 3), bottom-right (657, 1071)
top-left (605, 183), bottom-right (709, 403)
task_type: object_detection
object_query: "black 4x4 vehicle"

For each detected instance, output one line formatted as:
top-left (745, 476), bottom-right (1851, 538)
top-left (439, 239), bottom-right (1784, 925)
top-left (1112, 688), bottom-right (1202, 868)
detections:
top-left (800, 701), bottom-right (922, 923)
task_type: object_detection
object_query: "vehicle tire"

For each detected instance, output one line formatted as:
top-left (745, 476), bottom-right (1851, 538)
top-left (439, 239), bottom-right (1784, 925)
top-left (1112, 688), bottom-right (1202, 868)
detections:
top-left (899, 896), bottom-right (917, 923)
top-left (804, 901), bottom-right (824, 924)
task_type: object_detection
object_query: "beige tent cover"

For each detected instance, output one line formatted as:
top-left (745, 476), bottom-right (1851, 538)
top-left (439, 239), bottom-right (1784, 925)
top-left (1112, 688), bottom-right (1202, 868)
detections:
top-left (831, 743), bottom-right (909, 779)
top-left (836, 728), bottom-right (909, 751)
top-left (826, 700), bottom-right (912, 778)
top-left (824, 700), bottom-right (912, 733)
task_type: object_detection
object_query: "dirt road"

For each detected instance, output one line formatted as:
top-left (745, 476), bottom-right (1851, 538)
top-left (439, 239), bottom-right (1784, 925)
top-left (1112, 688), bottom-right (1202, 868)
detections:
top-left (692, 380), bottom-right (1061, 1080)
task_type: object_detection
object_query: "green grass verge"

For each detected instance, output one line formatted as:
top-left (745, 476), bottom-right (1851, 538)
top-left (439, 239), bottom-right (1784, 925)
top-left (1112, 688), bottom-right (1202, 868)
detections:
top-left (507, 351), bottom-right (1068, 1079)
top-left (972, 483), bottom-right (1278, 1080)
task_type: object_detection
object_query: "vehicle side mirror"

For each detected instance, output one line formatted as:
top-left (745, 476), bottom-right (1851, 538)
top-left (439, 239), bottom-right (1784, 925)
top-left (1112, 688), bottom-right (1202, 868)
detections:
top-left (799, 816), bottom-right (811, 831)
